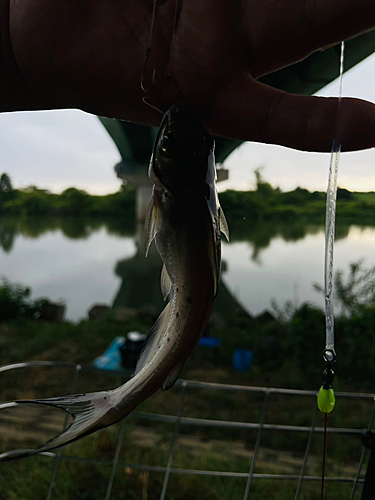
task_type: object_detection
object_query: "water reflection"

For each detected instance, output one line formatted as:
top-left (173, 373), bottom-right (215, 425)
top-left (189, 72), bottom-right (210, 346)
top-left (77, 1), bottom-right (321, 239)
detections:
top-left (226, 219), bottom-right (351, 263)
top-left (113, 248), bottom-right (249, 318)
top-left (0, 216), bottom-right (354, 258)
top-left (111, 220), bottom-right (250, 317)
top-left (0, 219), bottom-right (19, 253)
top-left (0, 216), bottom-right (368, 320)
top-left (113, 251), bottom-right (165, 313)
top-left (0, 216), bottom-right (135, 249)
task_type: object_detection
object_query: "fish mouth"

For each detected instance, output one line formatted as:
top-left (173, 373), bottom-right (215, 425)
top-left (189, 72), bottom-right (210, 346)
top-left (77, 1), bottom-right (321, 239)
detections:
top-left (162, 102), bottom-right (202, 129)
top-left (153, 102), bottom-right (214, 196)
top-left (161, 102), bottom-right (213, 152)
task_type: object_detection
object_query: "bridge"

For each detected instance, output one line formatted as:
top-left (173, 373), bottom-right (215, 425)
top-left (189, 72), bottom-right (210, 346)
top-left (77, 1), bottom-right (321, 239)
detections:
top-left (99, 33), bottom-right (375, 220)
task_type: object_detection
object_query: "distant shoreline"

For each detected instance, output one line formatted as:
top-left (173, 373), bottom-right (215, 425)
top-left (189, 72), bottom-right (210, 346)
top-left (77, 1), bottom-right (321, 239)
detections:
top-left (1, 172), bottom-right (375, 224)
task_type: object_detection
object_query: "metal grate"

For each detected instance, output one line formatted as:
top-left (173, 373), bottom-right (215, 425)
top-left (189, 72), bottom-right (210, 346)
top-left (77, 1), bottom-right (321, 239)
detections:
top-left (0, 361), bottom-right (374, 499)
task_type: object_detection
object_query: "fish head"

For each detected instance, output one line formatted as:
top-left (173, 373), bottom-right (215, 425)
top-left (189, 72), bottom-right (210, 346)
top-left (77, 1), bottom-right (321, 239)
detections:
top-left (150, 103), bottom-right (214, 197)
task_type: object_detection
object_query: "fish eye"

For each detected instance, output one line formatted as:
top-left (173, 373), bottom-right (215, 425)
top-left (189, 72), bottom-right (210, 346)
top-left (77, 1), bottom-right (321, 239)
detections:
top-left (161, 135), bottom-right (170, 152)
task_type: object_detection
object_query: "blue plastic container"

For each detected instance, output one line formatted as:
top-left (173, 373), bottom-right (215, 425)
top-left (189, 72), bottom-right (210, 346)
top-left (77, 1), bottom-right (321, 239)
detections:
top-left (198, 337), bottom-right (222, 348)
top-left (93, 336), bottom-right (126, 371)
top-left (233, 349), bottom-right (254, 371)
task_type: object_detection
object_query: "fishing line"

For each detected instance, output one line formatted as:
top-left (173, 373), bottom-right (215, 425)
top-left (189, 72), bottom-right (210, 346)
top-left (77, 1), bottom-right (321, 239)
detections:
top-left (166, 0), bottom-right (181, 97)
top-left (140, 0), bottom-right (158, 92)
top-left (168, 0), bottom-right (179, 78)
top-left (142, 97), bottom-right (164, 115)
top-left (141, 0), bottom-right (181, 105)
top-left (324, 41), bottom-right (344, 366)
top-left (318, 40), bottom-right (345, 499)
top-left (148, 0), bottom-right (157, 49)
top-left (320, 413), bottom-right (328, 500)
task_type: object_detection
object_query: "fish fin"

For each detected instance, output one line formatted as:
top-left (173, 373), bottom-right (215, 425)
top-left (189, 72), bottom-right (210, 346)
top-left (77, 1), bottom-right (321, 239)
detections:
top-left (219, 207), bottom-right (230, 241)
top-left (145, 196), bottom-right (159, 257)
top-left (207, 225), bottom-right (219, 298)
top-left (160, 264), bottom-right (172, 301)
top-left (134, 302), bottom-right (171, 376)
top-left (0, 391), bottom-right (122, 461)
top-left (162, 357), bottom-right (187, 391)
top-left (204, 152), bottom-right (222, 297)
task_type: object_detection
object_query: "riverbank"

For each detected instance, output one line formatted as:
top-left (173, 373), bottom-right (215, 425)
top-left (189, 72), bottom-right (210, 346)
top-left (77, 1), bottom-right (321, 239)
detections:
top-left (2, 172), bottom-right (375, 224)
top-left (1, 264), bottom-right (375, 499)
top-left (1, 265), bottom-right (375, 392)
top-left (1, 302), bottom-right (373, 500)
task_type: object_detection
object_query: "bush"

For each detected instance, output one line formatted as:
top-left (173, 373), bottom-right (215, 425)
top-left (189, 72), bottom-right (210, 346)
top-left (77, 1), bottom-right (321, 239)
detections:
top-left (337, 187), bottom-right (353, 200)
top-left (0, 277), bottom-right (47, 321)
top-left (278, 187), bottom-right (312, 206)
top-left (0, 278), bottom-right (32, 320)
top-left (2, 184), bottom-right (136, 218)
top-left (57, 187), bottom-right (92, 214)
top-left (3, 187), bottom-right (56, 215)
top-left (282, 304), bottom-right (325, 378)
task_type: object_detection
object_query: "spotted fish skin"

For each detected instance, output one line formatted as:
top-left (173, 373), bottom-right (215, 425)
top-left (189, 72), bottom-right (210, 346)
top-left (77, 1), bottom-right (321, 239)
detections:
top-left (0, 102), bottom-right (229, 461)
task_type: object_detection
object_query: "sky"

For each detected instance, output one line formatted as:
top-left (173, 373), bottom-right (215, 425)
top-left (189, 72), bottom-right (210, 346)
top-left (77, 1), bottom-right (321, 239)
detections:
top-left (0, 51), bottom-right (375, 195)
top-left (222, 51), bottom-right (375, 193)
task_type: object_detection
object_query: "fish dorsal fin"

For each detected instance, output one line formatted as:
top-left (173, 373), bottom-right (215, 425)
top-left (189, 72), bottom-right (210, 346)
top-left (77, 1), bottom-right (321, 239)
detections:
top-left (204, 147), bottom-right (225, 297)
top-left (162, 356), bottom-right (187, 391)
top-left (145, 196), bottom-right (159, 257)
top-left (161, 264), bottom-right (172, 301)
top-left (207, 220), bottom-right (220, 298)
top-left (134, 302), bottom-right (171, 376)
top-left (219, 207), bottom-right (230, 241)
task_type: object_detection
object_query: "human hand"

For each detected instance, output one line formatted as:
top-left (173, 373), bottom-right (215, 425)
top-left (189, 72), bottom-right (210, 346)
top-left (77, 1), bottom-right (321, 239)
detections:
top-left (3, 0), bottom-right (375, 152)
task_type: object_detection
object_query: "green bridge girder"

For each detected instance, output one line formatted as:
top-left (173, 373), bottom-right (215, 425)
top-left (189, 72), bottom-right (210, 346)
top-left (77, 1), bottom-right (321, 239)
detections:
top-left (99, 31), bottom-right (375, 173)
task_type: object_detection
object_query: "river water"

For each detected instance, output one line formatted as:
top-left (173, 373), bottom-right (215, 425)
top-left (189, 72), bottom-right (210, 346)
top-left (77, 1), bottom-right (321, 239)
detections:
top-left (1, 217), bottom-right (375, 321)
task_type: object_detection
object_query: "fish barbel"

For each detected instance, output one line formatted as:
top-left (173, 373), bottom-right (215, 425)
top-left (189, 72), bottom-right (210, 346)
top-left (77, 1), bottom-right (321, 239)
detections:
top-left (0, 102), bottom-right (229, 461)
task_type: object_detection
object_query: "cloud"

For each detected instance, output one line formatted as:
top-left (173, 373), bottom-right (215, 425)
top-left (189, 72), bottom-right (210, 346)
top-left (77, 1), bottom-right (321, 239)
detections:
top-left (0, 110), bottom-right (122, 194)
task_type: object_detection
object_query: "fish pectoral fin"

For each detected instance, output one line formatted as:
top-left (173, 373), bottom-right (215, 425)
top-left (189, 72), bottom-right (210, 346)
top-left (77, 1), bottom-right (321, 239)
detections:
top-left (219, 207), bottom-right (230, 241)
top-left (160, 264), bottom-right (172, 301)
top-left (0, 391), bottom-right (121, 461)
top-left (145, 196), bottom-right (159, 257)
top-left (162, 357), bottom-right (187, 391)
top-left (134, 302), bottom-right (171, 375)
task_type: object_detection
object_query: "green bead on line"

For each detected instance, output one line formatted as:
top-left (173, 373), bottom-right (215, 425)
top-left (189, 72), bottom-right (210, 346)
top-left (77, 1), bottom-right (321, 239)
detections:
top-left (317, 386), bottom-right (336, 413)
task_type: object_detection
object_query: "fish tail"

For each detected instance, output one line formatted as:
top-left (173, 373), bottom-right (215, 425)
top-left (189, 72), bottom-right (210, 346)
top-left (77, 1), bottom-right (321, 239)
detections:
top-left (0, 389), bottom-right (125, 461)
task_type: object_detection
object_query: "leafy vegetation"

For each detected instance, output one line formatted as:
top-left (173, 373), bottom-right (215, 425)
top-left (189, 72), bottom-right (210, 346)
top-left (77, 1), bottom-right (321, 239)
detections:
top-left (220, 172), bottom-right (375, 227)
top-left (2, 171), bottom-right (375, 226)
top-left (0, 261), bottom-right (373, 499)
top-left (0, 278), bottom-right (50, 322)
top-left (0, 174), bottom-right (135, 218)
top-left (1, 259), bottom-right (375, 390)
top-left (1, 171), bottom-right (375, 498)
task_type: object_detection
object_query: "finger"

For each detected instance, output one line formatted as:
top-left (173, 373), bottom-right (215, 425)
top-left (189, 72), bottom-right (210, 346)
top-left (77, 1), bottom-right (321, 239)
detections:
top-left (210, 75), bottom-right (375, 152)
top-left (247, 0), bottom-right (375, 78)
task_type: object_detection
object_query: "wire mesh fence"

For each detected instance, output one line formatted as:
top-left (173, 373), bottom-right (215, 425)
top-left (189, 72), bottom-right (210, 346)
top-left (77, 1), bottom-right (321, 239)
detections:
top-left (0, 360), bottom-right (374, 500)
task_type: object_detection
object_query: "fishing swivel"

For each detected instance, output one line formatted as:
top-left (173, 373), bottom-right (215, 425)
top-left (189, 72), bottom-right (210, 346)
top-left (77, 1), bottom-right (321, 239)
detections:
top-left (323, 347), bottom-right (336, 365)
top-left (317, 349), bottom-right (336, 414)
top-left (322, 363), bottom-right (335, 391)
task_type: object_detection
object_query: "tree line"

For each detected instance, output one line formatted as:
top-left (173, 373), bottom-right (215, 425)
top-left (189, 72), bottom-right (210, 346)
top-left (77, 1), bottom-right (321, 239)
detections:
top-left (1, 171), bottom-right (375, 223)
top-left (0, 173), bottom-right (135, 217)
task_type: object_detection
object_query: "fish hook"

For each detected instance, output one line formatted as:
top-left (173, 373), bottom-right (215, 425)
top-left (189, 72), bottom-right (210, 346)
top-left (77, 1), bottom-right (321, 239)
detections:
top-left (142, 97), bottom-right (164, 115)
top-left (141, 47), bottom-right (157, 93)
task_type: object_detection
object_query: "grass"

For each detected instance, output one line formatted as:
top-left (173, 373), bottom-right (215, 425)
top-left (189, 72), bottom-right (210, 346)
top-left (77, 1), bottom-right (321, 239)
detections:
top-left (0, 329), bottom-right (371, 500)
top-left (0, 416), bottom-right (366, 500)
top-left (0, 278), bottom-right (374, 499)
